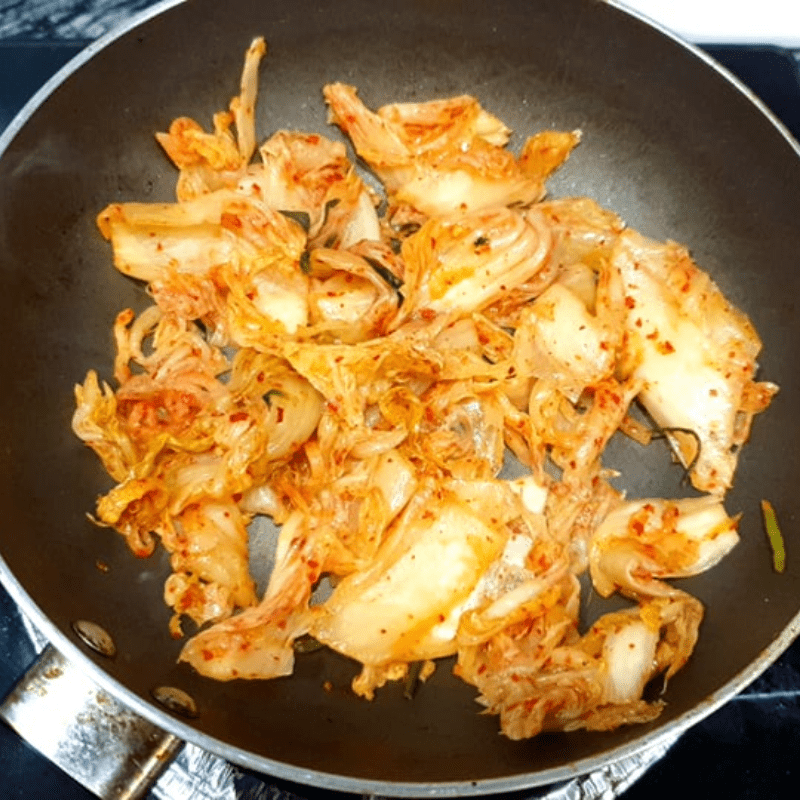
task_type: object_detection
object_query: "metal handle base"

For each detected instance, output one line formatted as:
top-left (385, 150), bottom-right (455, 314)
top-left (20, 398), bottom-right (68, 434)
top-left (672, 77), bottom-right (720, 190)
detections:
top-left (0, 645), bottom-right (182, 800)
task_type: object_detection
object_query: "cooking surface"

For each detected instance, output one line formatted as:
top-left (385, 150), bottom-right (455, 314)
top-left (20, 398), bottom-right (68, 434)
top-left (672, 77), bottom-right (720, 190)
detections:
top-left (1, 2), bottom-right (800, 798)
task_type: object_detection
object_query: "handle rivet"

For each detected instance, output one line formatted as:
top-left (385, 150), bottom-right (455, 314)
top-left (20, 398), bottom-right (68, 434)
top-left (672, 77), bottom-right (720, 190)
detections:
top-left (72, 620), bottom-right (117, 659)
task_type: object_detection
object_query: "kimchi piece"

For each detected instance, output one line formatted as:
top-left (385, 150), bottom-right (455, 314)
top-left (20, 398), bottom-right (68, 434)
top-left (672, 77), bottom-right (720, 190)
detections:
top-left (72, 36), bottom-right (777, 740)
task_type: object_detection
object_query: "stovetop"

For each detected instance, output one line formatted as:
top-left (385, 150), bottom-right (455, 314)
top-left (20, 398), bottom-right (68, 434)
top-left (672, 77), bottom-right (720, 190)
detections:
top-left (1, 3), bottom-right (800, 799)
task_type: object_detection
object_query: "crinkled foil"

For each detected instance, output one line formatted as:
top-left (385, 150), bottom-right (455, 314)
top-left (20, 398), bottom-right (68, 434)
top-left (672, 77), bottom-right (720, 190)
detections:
top-left (151, 733), bottom-right (678, 800)
top-left (543, 733), bottom-right (679, 800)
top-left (152, 743), bottom-right (239, 800)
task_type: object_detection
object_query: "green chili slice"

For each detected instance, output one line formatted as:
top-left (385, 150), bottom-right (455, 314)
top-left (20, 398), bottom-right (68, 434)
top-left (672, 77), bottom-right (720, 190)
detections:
top-left (364, 256), bottom-right (404, 291)
top-left (263, 388), bottom-right (285, 408)
top-left (761, 499), bottom-right (786, 574)
top-left (293, 634), bottom-right (325, 653)
top-left (278, 209), bottom-right (312, 233)
top-left (651, 425), bottom-right (701, 485)
top-left (403, 660), bottom-right (424, 700)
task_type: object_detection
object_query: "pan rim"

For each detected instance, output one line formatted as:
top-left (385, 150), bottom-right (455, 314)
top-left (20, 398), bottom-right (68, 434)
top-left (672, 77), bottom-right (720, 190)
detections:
top-left (1, 0), bottom-right (800, 794)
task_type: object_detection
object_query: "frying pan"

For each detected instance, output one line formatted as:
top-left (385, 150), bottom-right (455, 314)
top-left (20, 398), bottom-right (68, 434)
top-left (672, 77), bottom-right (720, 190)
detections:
top-left (1, 0), bottom-right (799, 794)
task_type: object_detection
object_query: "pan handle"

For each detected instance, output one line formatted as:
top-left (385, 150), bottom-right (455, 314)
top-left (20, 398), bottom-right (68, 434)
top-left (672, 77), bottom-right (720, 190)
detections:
top-left (0, 645), bottom-right (182, 799)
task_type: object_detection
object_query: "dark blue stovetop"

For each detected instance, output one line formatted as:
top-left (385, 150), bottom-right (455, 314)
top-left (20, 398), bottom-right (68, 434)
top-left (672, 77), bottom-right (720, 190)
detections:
top-left (1, 27), bottom-right (799, 800)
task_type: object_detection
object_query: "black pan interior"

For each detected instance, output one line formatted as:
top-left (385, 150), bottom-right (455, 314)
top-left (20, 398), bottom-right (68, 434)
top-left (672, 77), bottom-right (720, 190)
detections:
top-left (1, 0), bottom-right (799, 791)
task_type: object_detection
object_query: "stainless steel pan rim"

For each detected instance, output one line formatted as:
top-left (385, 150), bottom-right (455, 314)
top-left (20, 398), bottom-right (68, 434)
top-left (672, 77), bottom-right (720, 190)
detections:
top-left (1, 0), bottom-right (799, 795)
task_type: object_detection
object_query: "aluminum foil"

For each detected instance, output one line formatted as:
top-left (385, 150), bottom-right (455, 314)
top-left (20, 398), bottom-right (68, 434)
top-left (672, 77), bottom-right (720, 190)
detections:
top-left (152, 734), bottom-right (679, 800)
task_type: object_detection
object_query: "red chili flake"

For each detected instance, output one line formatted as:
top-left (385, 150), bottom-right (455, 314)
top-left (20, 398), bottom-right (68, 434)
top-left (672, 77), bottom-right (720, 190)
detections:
top-left (201, 649), bottom-right (215, 662)
top-left (229, 411), bottom-right (248, 423)
top-left (537, 554), bottom-right (550, 570)
top-left (222, 213), bottom-right (243, 230)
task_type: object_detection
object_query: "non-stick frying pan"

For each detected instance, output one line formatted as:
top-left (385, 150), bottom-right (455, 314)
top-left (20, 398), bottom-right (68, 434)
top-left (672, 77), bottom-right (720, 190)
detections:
top-left (1, 0), bottom-right (799, 795)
